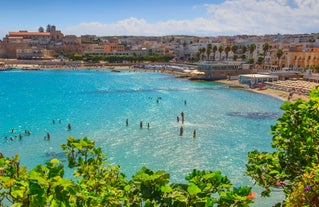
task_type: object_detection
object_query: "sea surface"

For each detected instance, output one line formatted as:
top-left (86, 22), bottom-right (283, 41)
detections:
top-left (0, 69), bottom-right (285, 206)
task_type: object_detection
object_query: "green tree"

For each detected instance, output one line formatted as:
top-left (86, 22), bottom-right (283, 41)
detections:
top-left (231, 45), bottom-right (238, 60)
top-left (246, 87), bottom-right (319, 205)
top-left (241, 45), bottom-right (247, 55)
top-left (0, 136), bottom-right (254, 206)
top-left (256, 56), bottom-right (264, 66)
top-left (195, 51), bottom-right (201, 61)
top-left (231, 45), bottom-right (238, 54)
top-left (218, 45), bottom-right (224, 61)
top-left (240, 54), bottom-right (246, 61)
top-left (213, 45), bottom-right (218, 61)
top-left (276, 48), bottom-right (284, 70)
top-left (225, 45), bottom-right (231, 61)
top-left (206, 43), bottom-right (213, 61)
top-left (262, 42), bottom-right (270, 68)
top-left (286, 164), bottom-right (319, 206)
top-left (248, 58), bottom-right (254, 65)
top-left (262, 42), bottom-right (269, 57)
top-left (249, 43), bottom-right (256, 59)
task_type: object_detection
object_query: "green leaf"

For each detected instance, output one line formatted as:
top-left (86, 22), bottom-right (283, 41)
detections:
top-left (50, 158), bottom-right (60, 164)
top-left (161, 185), bottom-right (172, 193)
top-left (187, 183), bottom-right (201, 195)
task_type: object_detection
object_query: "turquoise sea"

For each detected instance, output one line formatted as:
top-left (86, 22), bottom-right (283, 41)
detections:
top-left (0, 69), bottom-right (285, 206)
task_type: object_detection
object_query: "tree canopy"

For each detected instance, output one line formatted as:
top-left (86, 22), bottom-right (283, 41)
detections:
top-left (246, 87), bottom-right (319, 206)
top-left (0, 136), bottom-right (254, 206)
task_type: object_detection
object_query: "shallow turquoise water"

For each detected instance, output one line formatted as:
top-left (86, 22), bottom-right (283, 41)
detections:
top-left (0, 69), bottom-right (284, 205)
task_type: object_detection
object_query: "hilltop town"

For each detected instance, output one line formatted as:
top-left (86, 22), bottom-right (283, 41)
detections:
top-left (0, 24), bottom-right (318, 74)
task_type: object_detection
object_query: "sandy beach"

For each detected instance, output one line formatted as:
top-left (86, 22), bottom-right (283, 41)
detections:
top-left (214, 79), bottom-right (309, 102)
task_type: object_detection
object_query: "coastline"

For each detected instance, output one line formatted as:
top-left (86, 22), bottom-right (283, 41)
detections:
top-left (214, 79), bottom-right (309, 102)
top-left (2, 59), bottom-right (310, 102)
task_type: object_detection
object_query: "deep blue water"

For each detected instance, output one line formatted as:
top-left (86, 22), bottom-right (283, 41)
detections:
top-left (0, 69), bottom-right (284, 206)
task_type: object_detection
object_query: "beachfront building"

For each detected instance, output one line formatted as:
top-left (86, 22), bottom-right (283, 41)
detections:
top-left (239, 74), bottom-right (278, 87)
top-left (287, 47), bottom-right (319, 70)
top-left (257, 43), bottom-right (318, 72)
top-left (198, 61), bottom-right (251, 80)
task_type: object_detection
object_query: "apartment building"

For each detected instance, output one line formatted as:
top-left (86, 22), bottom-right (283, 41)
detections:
top-left (1, 25), bottom-right (63, 58)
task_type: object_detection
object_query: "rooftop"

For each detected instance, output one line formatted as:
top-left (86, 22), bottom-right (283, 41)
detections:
top-left (9, 32), bottom-right (50, 36)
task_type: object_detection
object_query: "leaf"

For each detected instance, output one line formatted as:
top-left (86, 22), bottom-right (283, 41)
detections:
top-left (11, 203), bottom-right (23, 207)
top-left (298, 104), bottom-right (307, 109)
top-left (187, 183), bottom-right (201, 195)
top-left (161, 185), bottom-right (172, 193)
top-left (50, 158), bottom-right (60, 164)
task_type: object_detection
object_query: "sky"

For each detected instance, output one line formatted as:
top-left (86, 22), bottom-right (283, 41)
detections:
top-left (0, 0), bottom-right (318, 39)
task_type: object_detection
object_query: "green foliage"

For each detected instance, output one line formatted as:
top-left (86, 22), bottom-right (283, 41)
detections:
top-left (286, 164), bottom-right (319, 207)
top-left (246, 87), bottom-right (319, 205)
top-left (65, 53), bottom-right (174, 63)
top-left (240, 54), bottom-right (246, 61)
top-left (248, 58), bottom-right (254, 64)
top-left (0, 136), bottom-right (254, 206)
top-left (256, 56), bottom-right (264, 65)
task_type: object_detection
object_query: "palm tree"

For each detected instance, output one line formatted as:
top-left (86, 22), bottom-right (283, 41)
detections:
top-left (200, 47), bottom-right (206, 61)
top-left (197, 47), bottom-right (206, 61)
top-left (195, 51), bottom-right (201, 61)
top-left (257, 56), bottom-right (264, 68)
top-left (262, 42), bottom-right (269, 57)
top-left (212, 45), bottom-right (218, 61)
top-left (224, 45), bottom-right (231, 61)
top-left (231, 45), bottom-right (238, 55)
top-left (242, 45), bottom-right (247, 54)
top-left (218, 45), bottom-right (224, 61)
top-left (262, 42), bottom-right (270, 68)
top-left (276, 48), bottom-right (284, 70)
top-left (249, 43), bottom-right (256, 59)
top-left (206, 43), bottom-right (212, 61)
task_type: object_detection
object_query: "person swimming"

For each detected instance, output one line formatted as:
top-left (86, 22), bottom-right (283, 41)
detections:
top-left (180, 126), bottom-right (183, 136)
top-left (181, 112), bottom-right (185, 124)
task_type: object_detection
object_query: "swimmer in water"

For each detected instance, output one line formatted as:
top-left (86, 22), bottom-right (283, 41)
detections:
top-left (140, 121), bottom-right (143, 128)
top-left (180, 126), bottom-right (183, 136)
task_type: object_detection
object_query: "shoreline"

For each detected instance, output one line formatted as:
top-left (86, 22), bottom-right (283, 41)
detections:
top-left (2, 60), bottom-right (310, 102)
top-left (214, 79), bottom-right (309, 102)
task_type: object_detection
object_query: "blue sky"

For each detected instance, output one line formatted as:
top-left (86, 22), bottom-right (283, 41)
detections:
top-left (1, 0), bottom-right (318, 38)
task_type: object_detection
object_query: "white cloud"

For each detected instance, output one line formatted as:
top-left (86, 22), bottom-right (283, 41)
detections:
top-left (63, 0), bottom-right (319, 37)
